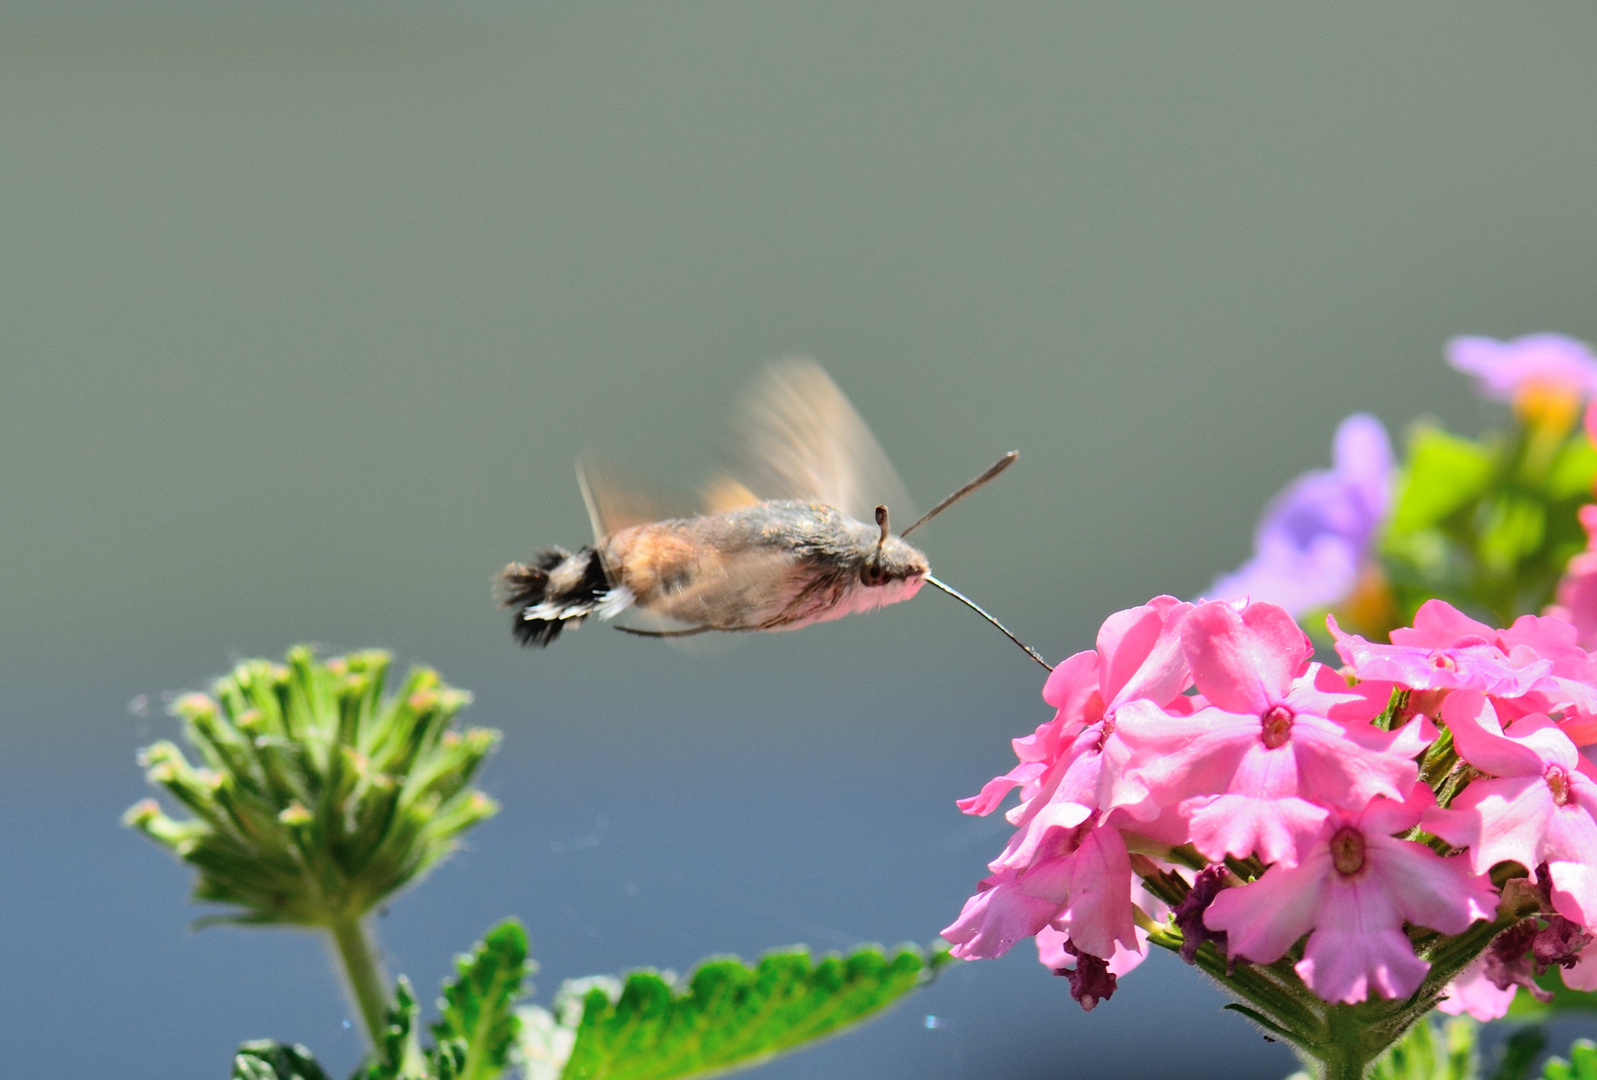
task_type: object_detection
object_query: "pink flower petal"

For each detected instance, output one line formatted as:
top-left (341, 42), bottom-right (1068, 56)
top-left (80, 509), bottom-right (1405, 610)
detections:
top-left (1049, 824), bottom-right (1139, 960)
top-left (1186, 793), bottom-right (1328, 866)
top-left (1368, 834), bottom-right (1495, 934)
top-left (1425, 774), bottom-right (1551, 876)
top-left (1103, 598), bottom-right (1194, 711)
top-left (993, 800), bottom-right (1092, 872)
top-left (1096, 602), bottom-right (1173, 705)
top-left (1448, 333), bottom-right (1597, 402)
top-left (1443, 691), bottom-right (1546, 778)
top-left (1438, 956), bottom-right (1519, 1020)
top-left (1183, 601), bottom-right (1309, 715)
top-left (1115, 702), bottom-right (1261, 804)
top-left (957, 764), bottom-right (1040, 817)
top-left (1288, 712), bottom-right (1420, 809)
top-left (1549, 855), bottom-right (1597, 928)
top-left (1204, 854), bottom-right (1328, 965)
top-left (1036, 926), bottom-right (1149, 977)
top-left (1042, 649), bottom-right (1102, 718)
top-left (1297, 926), bottom-right (1430, 1004)
top-left (1329, 618), bottom-right (1551, 695)
top-left (1563, 939), bottom-right (1597, 992)
top-left (1392, 600), bottom-right (1498, 649)
top-left (1357, 784), bottom-right (1431, 837)
top-left (1505, 715), bottom-right (1581, 772)
top-left (942, 871), bottom-right (1060, 960)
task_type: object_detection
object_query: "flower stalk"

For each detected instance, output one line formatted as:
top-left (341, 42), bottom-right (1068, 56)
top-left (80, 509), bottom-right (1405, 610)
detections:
top-left (1145, 905), bottom-right (1517, 1078)
top-left (329, 914), bottom-right (391, 1048)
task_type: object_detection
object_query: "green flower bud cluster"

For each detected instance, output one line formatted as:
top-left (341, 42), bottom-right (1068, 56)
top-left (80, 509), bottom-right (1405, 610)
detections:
top-left (126, 646), bottom-right (499, 928)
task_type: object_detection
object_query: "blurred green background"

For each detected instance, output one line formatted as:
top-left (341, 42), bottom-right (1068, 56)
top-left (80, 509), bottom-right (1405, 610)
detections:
top-left (3, 3), bottom-right (1596, 1077)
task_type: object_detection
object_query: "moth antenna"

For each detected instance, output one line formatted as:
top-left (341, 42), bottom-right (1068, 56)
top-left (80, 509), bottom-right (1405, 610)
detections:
top-left (923, 573), bottom-right (1053, 671)
top-left (901, 451), bottom-right (1019, 537)
top-left (874, 504), bottom-right (890, 548)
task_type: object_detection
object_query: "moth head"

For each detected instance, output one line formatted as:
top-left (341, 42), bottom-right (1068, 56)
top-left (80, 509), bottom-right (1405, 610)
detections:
top-left (860, 505), bottom-right (929, 588)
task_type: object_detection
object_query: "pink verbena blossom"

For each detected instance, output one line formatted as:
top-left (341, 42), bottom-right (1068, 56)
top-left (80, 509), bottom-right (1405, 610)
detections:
top-left (1424, 691), bottom-right (1597, 926)
top-left (1204, 788), bottom-right (1496, 1003)
top-left (1209, 413), bottom-right (1393, 617)
top-left (1448, 333), bottom-right (1597, 403)
top-left (1116, 600), bottom-right (1414, 866)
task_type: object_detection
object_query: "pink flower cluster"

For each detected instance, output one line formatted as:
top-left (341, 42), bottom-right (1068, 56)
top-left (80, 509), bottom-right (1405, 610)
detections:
top-left (944, 595), bottom-right (1597, 1012)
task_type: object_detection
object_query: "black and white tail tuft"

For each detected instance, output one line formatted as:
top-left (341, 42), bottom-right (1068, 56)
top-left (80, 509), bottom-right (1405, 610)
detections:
top-left (497, 546), bottom-right (613, 648)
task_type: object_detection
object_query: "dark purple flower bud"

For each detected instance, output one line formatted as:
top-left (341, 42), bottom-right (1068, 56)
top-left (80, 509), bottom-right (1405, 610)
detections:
top-left (1053, 940), bottom-right (1117, 1012)
top-left (1533, 915), bottom-right (1594, 972)
top-left (1484, 914), bottom-right (1593, 1003)
top-left (1172, 864), bottom-right (1231, 965)
top-left (1483, 919), bottom-right (1547, 1001)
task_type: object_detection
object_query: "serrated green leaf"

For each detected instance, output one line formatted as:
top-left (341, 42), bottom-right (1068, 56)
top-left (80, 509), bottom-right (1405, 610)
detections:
top-left (355, 976), bottom-right (432, 1080)
top-left (1388, 427), bottom-right (1495, 537)
top-left (1542, 1039), bottom-right (1597, 1080)
top-left (559, 942), bottom-right (950, 1080)
top-left (232, 1041), bottom-right (334, 1080)
top-left (431, 919), bottom-right (531, 1080)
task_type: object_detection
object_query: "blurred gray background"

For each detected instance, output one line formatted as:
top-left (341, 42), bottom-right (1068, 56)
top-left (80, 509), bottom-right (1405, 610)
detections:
top-left (3, 2), bottom-right (1597, 1077)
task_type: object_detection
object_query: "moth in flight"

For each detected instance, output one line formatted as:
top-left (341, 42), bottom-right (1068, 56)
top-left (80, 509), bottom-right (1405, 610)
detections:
top-left (497, 358), bottom-right (1047, 667)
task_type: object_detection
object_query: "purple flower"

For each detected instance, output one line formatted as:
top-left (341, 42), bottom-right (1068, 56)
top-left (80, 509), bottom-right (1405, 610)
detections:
top-left (1448, 334), bottom-right (1597, 403)
top-left (1208, 413), bottom-right (1392, 616)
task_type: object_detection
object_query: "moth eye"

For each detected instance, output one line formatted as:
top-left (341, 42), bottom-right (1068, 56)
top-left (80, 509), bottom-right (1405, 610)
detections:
top-left (860, 563), bottom-right (890, 587)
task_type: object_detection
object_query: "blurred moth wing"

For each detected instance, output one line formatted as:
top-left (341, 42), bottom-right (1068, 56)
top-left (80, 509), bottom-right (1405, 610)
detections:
top-left (727, 357), bottom-right (917, 522)
top-left (574, 454), bottom-right (800, 638)
top-left (575, 455), bottom-right (697, 541)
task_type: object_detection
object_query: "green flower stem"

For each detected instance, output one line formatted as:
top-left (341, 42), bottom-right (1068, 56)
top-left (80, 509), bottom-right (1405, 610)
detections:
top-left (1321, 1006), bottom-right (1374, 1080)
top-left (329, 914), bottom-right (389, 1048)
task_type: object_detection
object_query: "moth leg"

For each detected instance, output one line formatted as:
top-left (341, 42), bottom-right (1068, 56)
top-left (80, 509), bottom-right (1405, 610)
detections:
top-left (613, 625), bottom-right (715, 639)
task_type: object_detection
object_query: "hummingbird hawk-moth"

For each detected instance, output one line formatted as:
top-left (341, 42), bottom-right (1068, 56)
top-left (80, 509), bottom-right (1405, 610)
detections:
top-left (497, 358), bottom-right (1048, 667)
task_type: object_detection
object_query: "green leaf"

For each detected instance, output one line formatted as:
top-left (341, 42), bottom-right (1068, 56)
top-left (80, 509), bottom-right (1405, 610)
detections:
top-left (355, 976), bottom-right (432, 1080)
top-left (1477, 496), bottom-right (1547, 575)
top-left (1369, 1015), bottom-right (1477, 1080)
top-left (232, 1041), bottom-right (334, 1080)
top-left (1542, 1039), bottom-right (1597, 1080)
top-left (1545, 437), bottom-right (1597, 501)
top-left (558, 942), bottom-right (950, 1080)
top-left (1387, 426), bottom-right (1495, 537)
top-left (431, 919), bottom-right (531, 1080)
